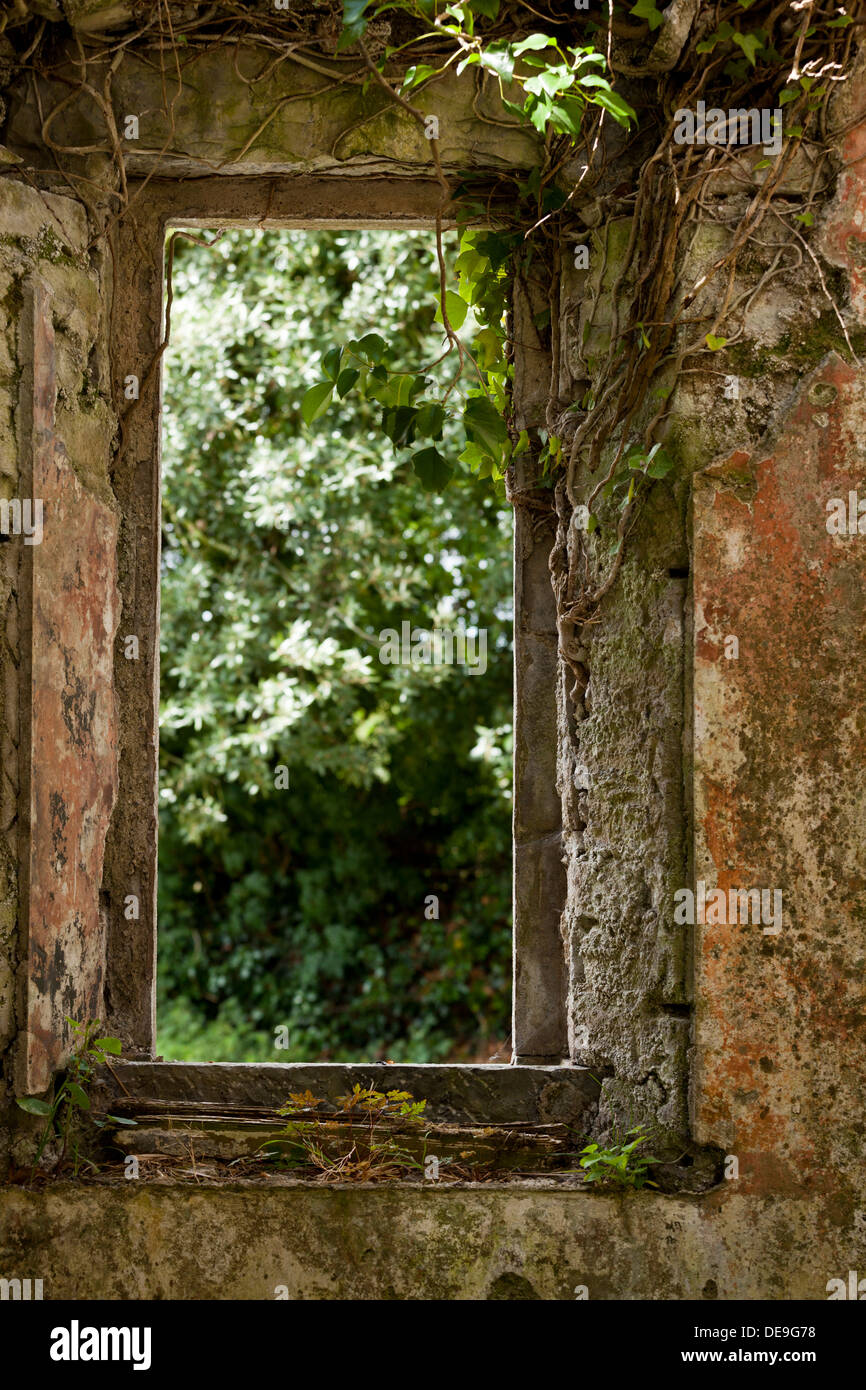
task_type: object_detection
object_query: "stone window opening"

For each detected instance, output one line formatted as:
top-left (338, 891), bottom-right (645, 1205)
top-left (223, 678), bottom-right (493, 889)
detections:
top-left (88, 177), bottom-right (596, 1142)
top-left (154, 220), bottom-right (517, 1071)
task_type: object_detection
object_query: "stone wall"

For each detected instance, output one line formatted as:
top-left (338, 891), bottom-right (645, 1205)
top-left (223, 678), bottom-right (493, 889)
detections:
top-left (2, 1180), bottom-right (865, 1300)
top-left (0, 178), bottom-right (116, 1165)
top-left (0, 2), bottom-right (864, 1300)
top-left (550, 70), bottom-right (866, 1188)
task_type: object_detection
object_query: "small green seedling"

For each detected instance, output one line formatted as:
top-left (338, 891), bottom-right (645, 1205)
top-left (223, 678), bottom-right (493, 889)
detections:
top-left (576, 1126), bottom-right (659, 1189)
top-left (16, 1018), bottom-right (135, 1177)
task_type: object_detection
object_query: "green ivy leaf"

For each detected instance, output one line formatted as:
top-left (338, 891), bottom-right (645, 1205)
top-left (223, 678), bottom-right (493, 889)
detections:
top-left (367, 374), bottom-right (403, 408)
top-left (528, 67), bottom-right (574, 100)
top-left (301, 382), bottom-right (334, 425)
top-left (696, 22), bottom-right (733, 54)
top-left (459, 439), bottom-right (493, 476)
top-left (415, 402), bottom-right (446, 438)
top-left (646, 448), bottom-right (674, 479)
top-left (67, 1082), bottom-right (91, 1110)
top-left (548, 97), bottom-right (584, 137)
top-left (472, 326), bottom-right (503, 370)
top-left (400, 64), bottom-right (437, 93)
top-left (381, 405), bottom-right (418, 446)
top-left (733, 30), bottom-right (764, 66)
top-left (526, 97), bottom-right (554, 134)
top-left (338, 0), bottom-right (372, 52)
top-left (705, 333), bottom-right (728, 351)
top-left (355, 332), bottom-right (388, 364)
top-left (572, 49), bottom-right (607, 70)
top-left (512, 33), bottom-right (557, 55)
top-left (630, 0), bottom-right (664, 31)
top-left (336, 368), bottom-right (360, 398)
top-left (456, 51), bottom-right (480, 75)
top-left (16, 1096), bottom-right (52, 1115)
top-left (478, 46), bottom-right (514, 83)
top-left (321, 346), bottom-right (343, 380)
top-left (589, 87), bottom-right (637, 128)
top-left (412, 446), bottom-right (453, 491)
top-left (464, 395), bottom-right (508, 458)
top-left (721, 56), bottom-right (746, 78)
top-left (576, 74), bottom-right (612, 91)
top-left (436, 290), bottom-right (469, 331)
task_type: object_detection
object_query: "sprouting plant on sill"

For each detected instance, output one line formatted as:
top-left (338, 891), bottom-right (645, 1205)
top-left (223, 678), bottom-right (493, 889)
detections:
top-left (261, 1086), bottom-right (434, 1183)
top-left (16, 1018), bottom-right (136, 1178)
top-left (575, 1126), bottom-right (659, 1189)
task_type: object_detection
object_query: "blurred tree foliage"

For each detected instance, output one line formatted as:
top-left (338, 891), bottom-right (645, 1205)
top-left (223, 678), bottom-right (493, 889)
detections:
top-left (157, 228), bottom-right (513, 1063)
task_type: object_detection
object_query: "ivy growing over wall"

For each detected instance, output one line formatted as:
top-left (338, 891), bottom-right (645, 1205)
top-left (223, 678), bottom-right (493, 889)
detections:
top-left (9, 0), bottom-right (862, 641)
top-left (320, 0), bottom-right (862, 668)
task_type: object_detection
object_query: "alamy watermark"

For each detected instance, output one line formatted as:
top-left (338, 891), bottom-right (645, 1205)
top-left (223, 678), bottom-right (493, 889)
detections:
top-left (0, 498), bottom-right (43, 545)
top-left (1, 1275), bottom-right (43, 1299)
top-left (49, 1321), bottom-right (151, 1370)
top-left (826, 491), bottom-right (866, 535)
top-left (826, 1269), bottom-right (866, 1299)
top-left (674, 881), bottom-right (783, 934)
top-left (673, 101), bottom-right (782, 158)
top-left (378, 620), bottom-right (487, 676)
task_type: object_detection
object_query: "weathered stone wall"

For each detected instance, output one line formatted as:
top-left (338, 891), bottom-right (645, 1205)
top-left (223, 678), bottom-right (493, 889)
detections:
top-left (0, 179), bottom-right (116, 1166)
top-left (3, 40), bottom-right (540, 182)
top-left (556, 222), bottom-right (691, 1129)
top-left (0, 1), bottom-right (863, 1300)
top-left (552, 60), bottom-right (866, 1197)
top-left (690, 357), bottom-right (866, 1195)
top-left (1, 1180), bottom-right (865, 1300)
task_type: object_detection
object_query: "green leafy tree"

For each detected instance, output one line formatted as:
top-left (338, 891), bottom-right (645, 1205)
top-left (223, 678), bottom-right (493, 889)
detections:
top-left (158, 228), bottom-right (513, 1062)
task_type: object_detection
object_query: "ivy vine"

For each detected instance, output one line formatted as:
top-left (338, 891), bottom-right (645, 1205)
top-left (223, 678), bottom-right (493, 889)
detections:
top-left (302, 4), bottom-right (636, 494)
